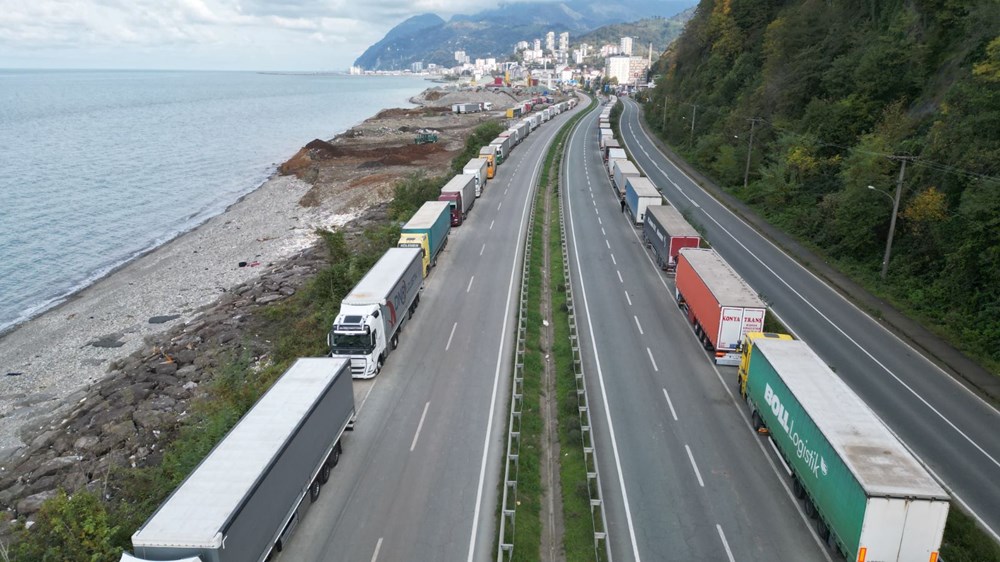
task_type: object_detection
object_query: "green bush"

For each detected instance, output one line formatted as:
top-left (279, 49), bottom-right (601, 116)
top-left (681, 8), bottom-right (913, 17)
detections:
top-left (450, 120), bottom-right (505, 174)
top-left (10, 491), bottom-right (120, 562)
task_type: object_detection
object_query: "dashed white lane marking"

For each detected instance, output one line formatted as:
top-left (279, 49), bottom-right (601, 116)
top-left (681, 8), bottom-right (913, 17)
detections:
top-left (616, 270), bottom-right (623, 283)
top-left (634, 315), bottom-right (644, 335)
top-left (717, 525), bottom-right (735, 562)
top-left (601, 227), bottom-right (606, 236)
top-left (597, 217), bottom-right (602, 224)
top-left (662, 388), bottom-right (678, 421)
top-left (685, 444), bottom-right (705, 487)
top-left (605, 239), bottom-right (610, 249)
top-left (625, 292), bottom-right (632, 306)
top-left (370, 538), bottom-right (383, 562)
top-left (480, 243), bottom-right (486, 256)
top-left (490, 219), bottom-right (495, 230)
top-left (498, 201), bottom-right (503, 210)
top-left (646, 347), bottom-right (658, 372)
top-left (467, 276), bottom-right (475, 293)
top-left (445, 322), bottom-right (458, 351)
top-left (610, 253), bottom-right (616, 265)
top-left (410, 401), bottom-right (431, 452)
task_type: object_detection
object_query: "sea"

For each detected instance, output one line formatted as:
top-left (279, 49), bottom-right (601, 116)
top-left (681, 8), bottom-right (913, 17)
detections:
top-left (0, 70), bottom-right (428, 335)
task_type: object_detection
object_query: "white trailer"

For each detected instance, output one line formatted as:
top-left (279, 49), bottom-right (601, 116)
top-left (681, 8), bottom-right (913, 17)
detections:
top-left (613, 160), bottom-right (641, 196)
top-left (463, 158), bottom-right (489, 197)
top-left (124, 358), bottom-right (355, 562)
top-left (624, 176), bottom-right (662, 225)
top-left (441, 173), bottom-right (477, 217)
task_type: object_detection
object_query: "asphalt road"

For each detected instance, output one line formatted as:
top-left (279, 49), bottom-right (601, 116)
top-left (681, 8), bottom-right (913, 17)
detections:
top-left (562, 102), bottom-right (827, 561)
top-left (278, 100), bottom-right (582, 562)
top-left (617, 97), bottom-right (1000, 541)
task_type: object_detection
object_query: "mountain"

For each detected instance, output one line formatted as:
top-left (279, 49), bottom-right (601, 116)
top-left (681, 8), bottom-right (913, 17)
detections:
top-left (353, 0), bottom-right (698, 70)
top-left (647, 0), bottom-right (1000, 369)
top-left (573, 9), bottom-right (695, 58)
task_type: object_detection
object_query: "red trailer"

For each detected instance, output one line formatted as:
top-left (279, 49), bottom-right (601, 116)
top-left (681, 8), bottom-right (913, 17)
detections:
top-left (675, 248), bottom-right (765, 365)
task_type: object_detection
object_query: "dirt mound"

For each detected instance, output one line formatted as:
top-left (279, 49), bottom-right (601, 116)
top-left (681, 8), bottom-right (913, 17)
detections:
top-left (356, 142), bottom-right (449, 168)
top-left (424, 90), bottom-right (446, 101)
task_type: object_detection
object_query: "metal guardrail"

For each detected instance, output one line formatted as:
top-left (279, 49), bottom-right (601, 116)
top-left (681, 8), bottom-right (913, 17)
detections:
top-left (559, 184), bottom-right (613, 562)
top-left (497, 186), bottom-right (536, 560)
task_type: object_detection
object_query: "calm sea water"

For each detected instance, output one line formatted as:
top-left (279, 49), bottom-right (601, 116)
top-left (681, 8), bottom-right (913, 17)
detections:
top-left (0, 70), bottom-right (427, 334)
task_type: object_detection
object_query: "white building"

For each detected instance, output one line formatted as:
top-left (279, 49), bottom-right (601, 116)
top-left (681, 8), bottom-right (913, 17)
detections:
top-left (455, 50), bottom-right (469, 64)
top-left (410, 61), bottom-right (424, 73)
top-left (620, 37), bottom-right (633, 56)
top-left (516, 40), bottom-right (530, 51)
top-left (533, 38), bottom-right (541, 51)
top-left (600, 44), bottom-right (619, 57)
top-left (573, 49), bottom-right (584, 64)
top-left (605, 54), bottom-right (649, 85)
top-left (559, 32), bottom-right (569, 53)
top-left (546, 31), bottom-right (555, 53)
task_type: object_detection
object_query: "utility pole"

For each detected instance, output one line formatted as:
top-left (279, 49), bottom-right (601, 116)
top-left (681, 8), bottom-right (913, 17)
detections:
top-left (743, 118), bottom-right (757, 189)
top-left (689, 103), bottom-right (697, 145)
top-left (880, 158), bottom-right (908, 279)
top-left (662, 97), bottom-right (668, 130)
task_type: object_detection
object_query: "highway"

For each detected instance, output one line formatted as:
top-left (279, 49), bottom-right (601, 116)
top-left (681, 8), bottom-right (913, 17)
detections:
top-left (617, 97), bottom-right (1000, 541)
top-left (278, 100), bottom-right (582, 562)
top-left (562, 102), bottom-right (825, 561)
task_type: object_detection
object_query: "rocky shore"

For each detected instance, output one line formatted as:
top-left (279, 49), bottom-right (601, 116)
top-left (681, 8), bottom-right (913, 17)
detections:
top-left (0, 88), bottom-right (508, 530)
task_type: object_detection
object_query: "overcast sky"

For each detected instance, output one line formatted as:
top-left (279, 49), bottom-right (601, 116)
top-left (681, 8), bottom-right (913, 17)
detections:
top-left (0, 0), bottom-right (534, 71)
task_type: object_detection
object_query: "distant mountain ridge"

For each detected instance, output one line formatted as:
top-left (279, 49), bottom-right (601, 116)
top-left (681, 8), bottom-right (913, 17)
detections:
top-left (353, 0), bottom-right (697, 70)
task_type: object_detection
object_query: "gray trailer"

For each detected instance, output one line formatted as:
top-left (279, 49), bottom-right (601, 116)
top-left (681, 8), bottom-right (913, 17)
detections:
top-left (490, 136), bottom-right (511, 163)
top-left (441, 173), bottom-right (477, 218)
top-left (124, 358), bottom-right (355, 562)
top-left (642, 205), bottom-right (700, 271)
top-left (612, 160), bottom-right (641, 196)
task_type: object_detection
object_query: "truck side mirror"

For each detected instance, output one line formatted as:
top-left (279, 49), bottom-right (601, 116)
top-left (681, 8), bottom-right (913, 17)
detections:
top-left (372, 310), bottom-right (379, 318)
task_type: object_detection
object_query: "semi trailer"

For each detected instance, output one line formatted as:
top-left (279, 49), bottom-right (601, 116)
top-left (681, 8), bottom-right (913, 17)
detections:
top-left (490, 136), bottom-right (511, 164)
top-left (623, 176), bottom-right (662, 225)
top-left (478, 145), bottom-right (497, 179)
top-left (675, 247), bottom-right (765, 365)
top-left (612, 160), bottom-right (641, 197)
top-left (439, 173), bottom-right (476, 225)
top-left (463, 158), bottom-right (489, 197)
top-left (738, 335), bottom-right (949, 562)
top-left (329, 247), bottom-right (423, 378)
top-left (398, 200), bottom-right (451, 277)
top-left (642, 205), bottom-right (700, 272)
top-left (124, 358), bottom-right (355, 562)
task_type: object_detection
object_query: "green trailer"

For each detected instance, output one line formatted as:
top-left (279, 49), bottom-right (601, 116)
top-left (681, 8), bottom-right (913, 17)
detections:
top-left (743, 337), bottom-right (949, 562)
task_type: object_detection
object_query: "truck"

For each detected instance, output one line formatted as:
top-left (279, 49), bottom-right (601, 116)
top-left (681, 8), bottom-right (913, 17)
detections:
top-left (606, 148), bottom-right (627, 175)
top-left (516, 120), bottom-right (530, 141)
top-left (463, 157), bottom-right (489, 197)
top-left (675, 247), bottom-right (765, 365)
top-left (329, 247), bottom-right (423, 378)
top-left (602, 138), bottom-right (621, 161)
top-left (623, 176), bottom-right (662, 225)
top-left (398, 200), bottom-right (450, 277)
top-left (478, 145), bottom-right (497, 179)
top-left (502, 128), bottom-right (519, 147)
top-left (506, 107), bottom-right (522, 119)
top-left (490, 135), bottom-right (511, 164)
top-left (123, 358), bottom-right (355, 562)
top-left (737, 335), bottom-right (949, 562)
top-left (439, 173), bottom-right (476, 224)
top-left (642, 205), bottom-right (700, 272)
top-left (612, 160), bottom-right (641, 196)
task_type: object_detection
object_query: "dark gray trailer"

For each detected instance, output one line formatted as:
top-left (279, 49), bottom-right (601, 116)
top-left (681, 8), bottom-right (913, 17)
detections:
top-left (123, 357), bottom-right (355, 562)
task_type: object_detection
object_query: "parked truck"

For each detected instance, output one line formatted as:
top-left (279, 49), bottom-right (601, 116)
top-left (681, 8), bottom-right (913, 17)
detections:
top-left (606, 148), bottom-right (628, 176)
top-left (643, 205), bottom-right (700, 272)
top-left (439, 173), bottom-right (476, 224)
top-left (516, 120), bottom-right (530, 141)
top-left (506, 107), bottom-right (522, 119)
top-left (490, 136), bottom-right (511, 164)
top-left (737, 335), bottom-right (949, 562)
top-left (123, 358), bottom-right (355, 562)
top-left (602, 138), bottom-right (621, 161)
top-left (624, 176), bottom-right (662, 225)
top-left (463, 157), bottom-right (489, 197)
top-left (478, 145), bottom-right (496, 179)
top-left (329, 247), bottom-right (423, 378)
top-left (398, 200), bottom-right (450, 277)
top-left (613, 160), bottom-right (641, 197)
top-left (675, 247), bottom-right (765, 364)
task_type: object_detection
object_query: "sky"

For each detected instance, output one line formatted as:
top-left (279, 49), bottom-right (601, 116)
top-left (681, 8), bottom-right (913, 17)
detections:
top-left (0, 0), bottom-right (541, 71)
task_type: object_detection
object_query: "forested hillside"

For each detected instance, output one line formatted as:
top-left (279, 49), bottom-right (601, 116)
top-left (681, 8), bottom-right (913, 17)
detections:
top-left (645, 0), bottom-right (1000, 370)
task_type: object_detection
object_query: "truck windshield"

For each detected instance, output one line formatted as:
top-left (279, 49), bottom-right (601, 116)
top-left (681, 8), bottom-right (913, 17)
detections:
top-left (330, 332), bottom-right (374, 354)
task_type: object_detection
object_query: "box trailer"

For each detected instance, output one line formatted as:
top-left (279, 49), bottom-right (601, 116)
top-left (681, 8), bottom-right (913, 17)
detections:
top-left (624, 176), bottom-right (662, 225)
top-left (440, 173), bottom-right (476, 220)
top-left (738, 336), bottom-right (949, 562)
top-left (478, 145), bottom-right (496, 179)
top-left (398, 200), bottom-right (451, 277)
top-left (613, 160), bottom-right (641, 196)
top-left (490, 136), bottom-right (511, 164)
top-left (602, 138), bottom-right (621, 161)
top-left (643, 205), bottom-right (700, 272)
top-left (329, 248), bottom-right (423, 378)
top-left (675, 248), bottom-right (765, 364)
top-left (463, 157), bottom-right (489, 197)
top-left (516, 121), bottom-right (530, 140)
top-left (124, 358), bottom-right (355, 562)
top-left (502, 128), bottom-right (520, 147)
top-left (606, 148), bottom-right (628, 175)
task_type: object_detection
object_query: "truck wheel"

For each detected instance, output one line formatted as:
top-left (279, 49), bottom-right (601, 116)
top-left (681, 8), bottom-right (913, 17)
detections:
top-left (751, 410), bottom-right (764, 432)
top-left (390, 333), bottom-right (399, 350)
top-left (374, 356), bottom-right (383, 376)
top-left (329, 442), bottom-right (342, 467)
top-left (309, 479), bottom-right (321, 503)
top-left (804, 497), bottom-right (817, 519)
top-left (817, 518), bottom-right (830, 542)
top-left (792, 477), bottom-right (805, 499)
top-left (319, 462), bottom-right (332, 485)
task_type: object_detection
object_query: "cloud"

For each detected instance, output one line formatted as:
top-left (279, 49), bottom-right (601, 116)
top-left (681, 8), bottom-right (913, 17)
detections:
top-left (0, 0), bottom-right (548, 69)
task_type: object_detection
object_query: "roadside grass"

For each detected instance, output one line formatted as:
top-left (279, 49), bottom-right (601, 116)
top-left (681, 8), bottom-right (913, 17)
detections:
top-left (942, 505), bottom-right (1000, 561)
